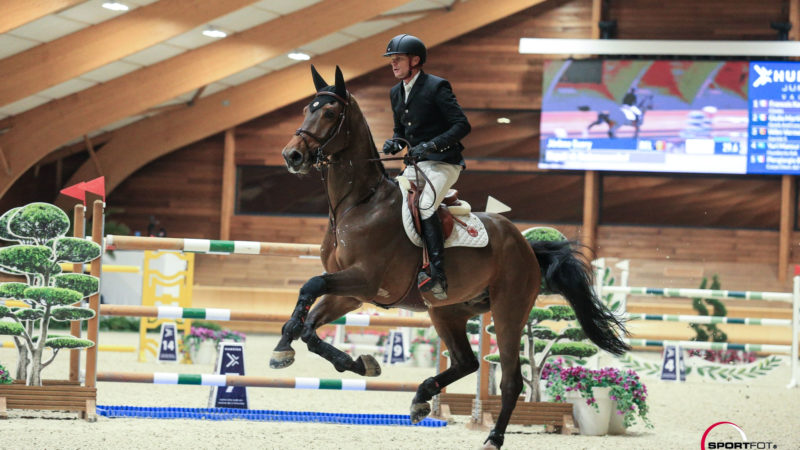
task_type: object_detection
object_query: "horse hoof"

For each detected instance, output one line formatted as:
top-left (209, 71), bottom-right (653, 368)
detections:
top-left (409, 402), bottom-right (430, 424)
top-left (269, 349), bottom-right (295, 369)
top-left (358, 355), bottom-right (381, 377)
top-left (482, 442), bottom-right (500, 450)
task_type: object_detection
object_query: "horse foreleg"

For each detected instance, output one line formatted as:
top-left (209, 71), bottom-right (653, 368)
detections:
top-left (410, 307), bottom-right (479, 423)
top-left (270, 268), bottom-right (377, 372)
top-left (269, 274), bottom-right (328, 369)
top-left (300, 295), bottom-right (381, 376)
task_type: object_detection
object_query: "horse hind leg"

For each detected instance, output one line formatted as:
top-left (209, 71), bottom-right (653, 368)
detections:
top-left (300, 295), bottom-right (381, 376)
top-left (481, 282), bottom-right (536, 449)
top-left (409, 308), bottom-right (480, 423)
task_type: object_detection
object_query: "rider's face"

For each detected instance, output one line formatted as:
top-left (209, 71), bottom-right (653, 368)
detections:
top-left (389, 54), bottom-right (419, 81)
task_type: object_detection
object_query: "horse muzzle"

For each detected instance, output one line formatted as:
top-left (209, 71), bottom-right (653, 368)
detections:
top-left (282, 147), bottom-right (310, 174)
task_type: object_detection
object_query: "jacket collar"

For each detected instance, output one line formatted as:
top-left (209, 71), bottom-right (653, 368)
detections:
top-left (401, 71), bottom-right (427, 105)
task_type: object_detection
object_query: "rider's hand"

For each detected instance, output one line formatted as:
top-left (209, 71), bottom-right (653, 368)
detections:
top-left (382, 139), bottom-right (403, 155)
top-left (408, 141), bottom-right (435, 160)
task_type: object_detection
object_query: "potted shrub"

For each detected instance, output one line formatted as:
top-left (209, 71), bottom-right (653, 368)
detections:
top-left (543, 358), bottom-right (653, 435)
top-left (181, 323), bottom-right (246, 364)
top-left (484, 305), bottom-right (599, 402)
top-left (0, 203), bottom-right (100, 385)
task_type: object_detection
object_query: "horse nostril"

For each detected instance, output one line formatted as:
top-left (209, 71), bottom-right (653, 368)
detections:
top-left (287, 150), bottom-right (303, 165)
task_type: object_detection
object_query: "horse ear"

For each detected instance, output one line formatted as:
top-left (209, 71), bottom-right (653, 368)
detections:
top-left (334, 65), bottom-right (346, 99)
top-left (311, 64), bottom-right (328, 92)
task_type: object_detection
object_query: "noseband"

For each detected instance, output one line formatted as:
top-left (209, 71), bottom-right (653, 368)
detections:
top-left (294, 91), bottom-right (350, 167)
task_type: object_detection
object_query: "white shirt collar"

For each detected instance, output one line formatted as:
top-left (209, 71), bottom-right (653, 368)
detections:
top-left (403, 71), bottom-right (421, 103)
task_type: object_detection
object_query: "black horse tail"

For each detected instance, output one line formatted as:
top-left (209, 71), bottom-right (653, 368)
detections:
top-left (530, 239), bottom-right (630, 356)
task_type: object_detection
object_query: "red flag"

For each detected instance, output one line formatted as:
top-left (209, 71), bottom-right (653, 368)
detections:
top-left (83, 176), bottom-right (105, 201)
top-left (60, 182), bottom-right (87, 204)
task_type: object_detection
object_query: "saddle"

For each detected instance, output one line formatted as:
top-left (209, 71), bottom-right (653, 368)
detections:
top-left (397, 176), bottom-right (477, 240)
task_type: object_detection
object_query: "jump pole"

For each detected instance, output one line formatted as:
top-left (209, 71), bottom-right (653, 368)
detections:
top-left (99, 304), bottom-right (433, 328)
top-left (600, 274), bottom-right (800, 388)
top-left (96, 372), bottom-right (419, 392)
top-left (105, 235), bottom-right (320, 257)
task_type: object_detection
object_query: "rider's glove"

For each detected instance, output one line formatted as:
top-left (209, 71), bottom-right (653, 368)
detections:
top-left (382, 139), bottom-right (404, 155)
top-left (409, 141), bottom-right (435, 160)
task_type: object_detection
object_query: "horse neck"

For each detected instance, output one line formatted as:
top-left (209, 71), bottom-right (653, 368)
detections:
top-left (325, 100), bottom-right (387, 217)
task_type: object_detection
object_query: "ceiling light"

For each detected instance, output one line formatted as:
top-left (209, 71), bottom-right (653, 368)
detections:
top-left (288, 52), bottom-right (311, 61)
top-left (202, 27), bottom-right (227, 39)
top-left (497, 117), bottom-right (511, 124)
top-left (101, 2), bottom-right (129, 11)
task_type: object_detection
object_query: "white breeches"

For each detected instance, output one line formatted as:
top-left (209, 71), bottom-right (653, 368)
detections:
top-left (401, 160), bottom-right (462, 219)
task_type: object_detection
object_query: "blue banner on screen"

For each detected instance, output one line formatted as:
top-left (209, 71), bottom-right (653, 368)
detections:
top-left (538, 59), bottom-right (800, 175)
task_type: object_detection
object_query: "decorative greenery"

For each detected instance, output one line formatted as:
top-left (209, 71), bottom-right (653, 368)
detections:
top-left (690, 275), bottom-right (727, 343)
top-left (616, 353), bottom-right (663, 376)
top-left (691, 355), bottom-right (781, 381)
top-left (485, 305), bottom-right (598, 402)
top-left (617, 352), bottom-right (781, 381)
top-left (543, 358), bottom-right (653, 429)
top-left (600, 267), bottom-right (621, 312)
top-left (48, 315), bottom-right (140, 332)
top-left (181, 326), bottom-right (246, 362)
top-left (0, 202), bottom-right (101, 386)
top-left (522, 227), bottom-right (566, 294)
top-left (409, 327), bottom-right (438, 356)
top-left (484, 228), bottom-right (600, 402)
top-left (0, 363), bottom-right (12, 384)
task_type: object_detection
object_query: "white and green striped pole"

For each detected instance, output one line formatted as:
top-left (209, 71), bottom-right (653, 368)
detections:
top-left (100, 305), bottom-right (432, 328)
top-left (602, 285), bottom-right (792, 302)
top-left (105, 235), bottom-right (320, 257)
top-left (626, 313), bottom-right (791, 327)
top-left (96, 372), bottom-right (418, 392)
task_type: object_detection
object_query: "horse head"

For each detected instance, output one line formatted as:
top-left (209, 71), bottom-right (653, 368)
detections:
top-left (282, 65), bottom-right (350, 174)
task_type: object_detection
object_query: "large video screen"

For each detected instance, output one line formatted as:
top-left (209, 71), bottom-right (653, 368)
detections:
top-left (539, 60), bottom-right (800, 175)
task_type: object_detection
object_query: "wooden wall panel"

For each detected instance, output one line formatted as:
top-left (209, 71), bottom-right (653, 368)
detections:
top-left (106, 136), bottom-right (224, 239)
top-left (85, 0), bottom-right (800, 294)
top-left (602, 174), bottom-right (782, 228)
top-left (610, 0), bottom-right (789, 40)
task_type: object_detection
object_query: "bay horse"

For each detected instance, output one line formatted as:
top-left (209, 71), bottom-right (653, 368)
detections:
top-left (271, 65), bottom-right (629, 449)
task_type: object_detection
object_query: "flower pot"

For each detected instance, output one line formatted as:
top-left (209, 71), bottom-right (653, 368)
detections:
top-left (412, 343), bottom-right (434, 367)
top-left (608, 402), bottom-right (627, 435)
top-left (566, 387), bottom-right (613, 436)
top-left (190, 340), bottom-right (217, 365)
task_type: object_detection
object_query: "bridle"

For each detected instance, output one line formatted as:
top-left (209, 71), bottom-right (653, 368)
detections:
top-left (294, 91), bottom-right (350, 168)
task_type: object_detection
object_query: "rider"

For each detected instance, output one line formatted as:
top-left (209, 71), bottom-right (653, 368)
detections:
top-left (381, 34), bottom-right (471, 301)
top-left (621, 87), bottom-right (642, 118)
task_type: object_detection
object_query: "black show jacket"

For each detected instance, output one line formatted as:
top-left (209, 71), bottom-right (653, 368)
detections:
top-left (390, 71), bottom-right (471, 167)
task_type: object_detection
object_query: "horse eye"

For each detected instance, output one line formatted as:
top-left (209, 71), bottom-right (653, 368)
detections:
top-left (324, 110), bottom-right (335, 119)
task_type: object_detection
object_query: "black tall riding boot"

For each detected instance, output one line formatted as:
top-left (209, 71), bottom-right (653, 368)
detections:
top-left (418, 215), bottom-right (448, 300)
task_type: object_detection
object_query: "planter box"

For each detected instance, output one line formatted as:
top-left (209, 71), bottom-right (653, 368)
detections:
top-left (436, 393), bottom-right (575, 433)
top-left (0, 380), bottom-right (97, 421)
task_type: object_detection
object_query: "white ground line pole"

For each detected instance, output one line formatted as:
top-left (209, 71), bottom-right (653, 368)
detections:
top-left (789, 273), bottom-right (799, 389)
top-left (615, 259), bottom-right (630, 314)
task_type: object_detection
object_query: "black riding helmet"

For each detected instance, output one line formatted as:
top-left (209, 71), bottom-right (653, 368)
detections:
top-left (383, 34), bottom-right (427, 65)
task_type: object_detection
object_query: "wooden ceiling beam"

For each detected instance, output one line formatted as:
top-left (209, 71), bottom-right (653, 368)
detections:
top-left (0, 0), bottom-right (409, 199)
top-left (1, 0), bottom-right (84, 35)
top-left (0, 0), bottom-right (259, 107)
top-left (60, 0), bottom-right (549, 200)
